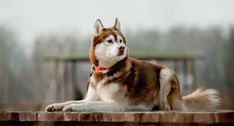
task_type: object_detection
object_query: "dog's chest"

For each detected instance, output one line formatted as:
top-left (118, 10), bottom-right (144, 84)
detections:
top-left (97, 82), bottom-right (120, 101)
top-left (90, 73), bottom-right (124, 101)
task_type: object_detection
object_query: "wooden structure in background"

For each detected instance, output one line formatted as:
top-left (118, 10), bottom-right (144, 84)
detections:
top-left (45, 53), bottom-right (203, 100)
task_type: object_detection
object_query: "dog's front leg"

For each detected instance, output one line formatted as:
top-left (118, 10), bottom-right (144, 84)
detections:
top-left (63, 101), bottom-right (124, 112)
top-left (45, 100), bottom-right (87, 112)
top-left (46, 85), bottom-right (97, 112)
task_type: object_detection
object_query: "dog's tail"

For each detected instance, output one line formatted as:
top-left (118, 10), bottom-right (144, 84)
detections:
top-left (182, 88), bottom-right (220, 110)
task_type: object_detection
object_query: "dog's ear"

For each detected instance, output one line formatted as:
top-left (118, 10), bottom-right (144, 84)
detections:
top-left (94, 19), bottom-right (104, 35)
top-left (114, 18), bottom-right (121, 30)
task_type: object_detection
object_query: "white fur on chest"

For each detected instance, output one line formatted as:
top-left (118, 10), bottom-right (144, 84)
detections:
top-left (97, 83), bottom-right (119, 102)
top-left (90, 73), bottom-right (122, 102)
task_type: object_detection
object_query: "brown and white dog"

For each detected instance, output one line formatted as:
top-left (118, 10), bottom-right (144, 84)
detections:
top-left (46, 18), bottom-right (220, 112)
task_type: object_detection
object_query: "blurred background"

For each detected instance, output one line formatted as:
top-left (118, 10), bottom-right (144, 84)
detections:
top-left (0, 0), bottom-right (233, 111)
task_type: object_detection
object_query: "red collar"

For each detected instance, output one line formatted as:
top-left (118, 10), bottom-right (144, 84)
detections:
top-left (93, 65), bottom-right (111, 72)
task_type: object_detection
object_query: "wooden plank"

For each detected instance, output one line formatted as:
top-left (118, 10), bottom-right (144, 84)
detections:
top-left (0, 111), bottom-right (233, 124)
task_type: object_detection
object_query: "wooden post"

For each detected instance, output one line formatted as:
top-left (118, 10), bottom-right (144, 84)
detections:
top-left (183, 58), bottom-right (189, 94)
top-left (71, 61), bottom-right (78, 99)
top-left (63, 62), bottom-right (68, 100)
top-left (174, 60), bottom-right (180, 74)
top-left (54, 60), bottom-right (60, 101)
top-left (191, 59), bottom-right (196, 89)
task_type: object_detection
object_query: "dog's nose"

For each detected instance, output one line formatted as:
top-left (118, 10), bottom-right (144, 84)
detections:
top-left (119, 46), bottom-right (125, 50)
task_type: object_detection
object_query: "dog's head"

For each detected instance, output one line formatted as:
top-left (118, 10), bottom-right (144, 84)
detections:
top-left (90, 18), bottom-right (128, 68)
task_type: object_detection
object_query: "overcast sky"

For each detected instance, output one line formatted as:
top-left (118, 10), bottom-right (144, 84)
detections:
top-left (0, 0), bottom-right (234, 54)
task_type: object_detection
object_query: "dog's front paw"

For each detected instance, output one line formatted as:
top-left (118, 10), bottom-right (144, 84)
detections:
top-left (63, 104), bottom-right (75, 112)
top-left (159, 103), bottom-right (171, 111)
top-left (160, 104), bottom-right (171, 110)
top-left (63, 104), bottom-right (87, 112)
top-left (163, 104), bottom-right (171, 110)
top-left (45, 103), bottom-right (65, 112)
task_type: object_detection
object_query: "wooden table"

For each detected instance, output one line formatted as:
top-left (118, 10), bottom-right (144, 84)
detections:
top-left (0, 111), bottom-right (233, 126)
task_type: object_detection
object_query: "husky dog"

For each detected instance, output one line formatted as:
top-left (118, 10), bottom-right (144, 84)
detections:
top-left (46, 18), bottom-right (220, 112)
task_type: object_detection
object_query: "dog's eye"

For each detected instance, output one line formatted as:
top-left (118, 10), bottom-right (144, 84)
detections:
top-left (119, 39), bottom-right (122, 43)
top-left (107, 40), bottom-right (113, 43)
